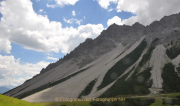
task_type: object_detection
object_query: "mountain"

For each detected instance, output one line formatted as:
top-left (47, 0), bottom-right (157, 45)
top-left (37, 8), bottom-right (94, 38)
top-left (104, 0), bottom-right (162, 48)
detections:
top-left (3, 85), bottom-right (16, 89)
top-left (0, 87), bottom-right (9, 94)
top-left (4, 12), bottom-right (180, 103)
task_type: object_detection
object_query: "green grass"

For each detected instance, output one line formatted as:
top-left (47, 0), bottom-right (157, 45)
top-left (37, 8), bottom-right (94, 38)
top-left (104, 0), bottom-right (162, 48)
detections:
top-left (2, 93), bottom-right (180, 106)
top-left (0, 94), bottom-right (41, 106)
top-left (150, 99), bottom-right (162, 106)
top-left (36, 101), bottom-right (91, 106)
top-left (160, 93), bottom-right (180, 98)
top-left (0, 94), bottom-right (91, 106)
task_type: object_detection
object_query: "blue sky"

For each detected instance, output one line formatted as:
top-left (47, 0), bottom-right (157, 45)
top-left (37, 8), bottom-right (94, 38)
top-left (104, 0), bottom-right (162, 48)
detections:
top-left (1, 0), bottom-right (134, 63)
top-left (0, 0), bottom-right (180, 87)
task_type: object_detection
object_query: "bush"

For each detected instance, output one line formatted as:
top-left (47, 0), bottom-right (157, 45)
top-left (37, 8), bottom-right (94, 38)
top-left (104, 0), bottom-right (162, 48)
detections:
top-left (78, 79), bottom-right (97, 98)
top-left (162, 63), bottom-right (180, 92)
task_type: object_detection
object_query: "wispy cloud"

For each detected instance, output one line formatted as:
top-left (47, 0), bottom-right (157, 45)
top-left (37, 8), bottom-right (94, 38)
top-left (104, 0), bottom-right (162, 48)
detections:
top-left (108, 8), bottom-right (113, 12)
top-left (63, 17), bottom-right (82, 25)
top-left (72, 10), bottom-right (76, 16)
top-left (47, 4), bottom-right (58, 8)
top-left (38, 9), bottom-right (43, 13)
top-left (47, 0), bottom-right (79, 8)
top-left (47, 56), bottom-right (58, 61)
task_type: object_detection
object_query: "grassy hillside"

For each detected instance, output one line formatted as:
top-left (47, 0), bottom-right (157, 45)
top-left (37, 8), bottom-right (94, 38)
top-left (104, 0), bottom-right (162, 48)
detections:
top-left (0, 94), bottom-right (41, 106)
top-left (37, 101), bottom-right (91, 106)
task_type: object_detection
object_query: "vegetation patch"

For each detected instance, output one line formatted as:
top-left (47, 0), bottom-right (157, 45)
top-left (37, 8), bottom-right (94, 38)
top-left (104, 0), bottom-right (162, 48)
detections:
top-left (160, 93), bottom-right (180, 98)
top-left (176, 64), bottom-right (180, 74)
top-left (78, 78), bottom-right (97, 98)
top-left (97, 39), bottom-right (147, 90)
top-left (138, 46), bottom-right (155, 67)
top-left (162, 98), bottom-right (180, 105)
top-left (100, 67), bottom-right (152, 98)
top-left (166, 40), bottom-right (180, 59)
top-left (162, 63), bottom-right (180, 93)
top-left (139, 38), bottom-right (159, 67)
top-left (15, 66), bottom-right (92, 99)
top-left (37, 101), bottom-right (91, 106)
top-left (90, 98), bottom-right (155, 106)
top-left (0, 94), bottom-right (41, 106)
top-left (149, 99), bottom-right (162, 106)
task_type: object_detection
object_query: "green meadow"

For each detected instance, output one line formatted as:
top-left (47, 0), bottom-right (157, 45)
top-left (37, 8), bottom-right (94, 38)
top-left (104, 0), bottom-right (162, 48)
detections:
top-left (1, 93), bottom-right (180, 106)
top-left (0, 94), bottom-right (41, 106)
top-left (0, 94), bottom-right (90, 106)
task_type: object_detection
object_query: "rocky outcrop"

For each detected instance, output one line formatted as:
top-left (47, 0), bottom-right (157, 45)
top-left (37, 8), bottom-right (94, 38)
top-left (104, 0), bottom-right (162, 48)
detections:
top-left (39, 12), bottom-right (180, 75)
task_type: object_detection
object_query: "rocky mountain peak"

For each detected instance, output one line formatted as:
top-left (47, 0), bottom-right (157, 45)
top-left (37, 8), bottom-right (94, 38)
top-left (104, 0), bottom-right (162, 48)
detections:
top-left (132, 22), bottom-right (145, 28)
top-left (39, 12), bottom-right (180, 76)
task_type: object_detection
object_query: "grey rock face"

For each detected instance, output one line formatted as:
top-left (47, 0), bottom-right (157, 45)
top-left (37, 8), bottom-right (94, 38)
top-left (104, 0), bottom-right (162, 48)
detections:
top-left (40, 12), bottom-right (180, 75)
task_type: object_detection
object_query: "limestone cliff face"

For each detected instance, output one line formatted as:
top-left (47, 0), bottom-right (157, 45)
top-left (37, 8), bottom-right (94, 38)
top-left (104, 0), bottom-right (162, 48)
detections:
top-left (40, 21), bottom-right (146, 74)
top-left (40, 12), bottom-right (180, 74)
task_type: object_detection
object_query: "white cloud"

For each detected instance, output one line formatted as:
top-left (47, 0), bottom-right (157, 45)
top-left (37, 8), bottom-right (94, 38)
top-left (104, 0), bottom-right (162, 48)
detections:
top-left (55, 0), bottom-right (79, 6)
top-left (38, 9), bottom-right (43, 13)
top-left (95, 0), bottom-right (118, 9)
top-left (46, 4), bottom-right (58, 8)
top-left (84, 16), bottom-right (85, 19)
top-left (72, 10), bottom-right (76, 16)
top-left (117, 0), bottom-right (180, 25)
top-left (95, 0), bottom-right (180, 26)
top-left (0, 0), bottom-right (104, 54)
top-left (0, 55), bottom-right (49, 86)
top-left (76, 20), bottom-right (82, 25)
top-left (67, 24), bottom-right (104, 51)
top-left (108, 8), bottom-right (113, 12)
top-left (63, 18), bottom-right (73, 24)
top-left (36, 0), bottom-right (40, 2)
top-left (0, 38), bottom-right (11, 54)
top-left (107, 16), bottom-right (123, 27)
top-left (63, 17), bottom-right (82, 25)
top-left (47, 56), bottom-right (58, 61)
top-left (47, 0), bottom-right (79, 8)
